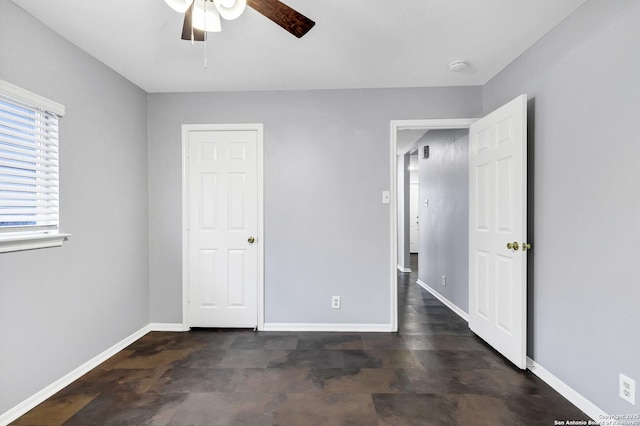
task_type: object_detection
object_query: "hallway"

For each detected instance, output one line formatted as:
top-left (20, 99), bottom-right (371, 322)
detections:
top-left (12, 257), bottom-right (588, 425)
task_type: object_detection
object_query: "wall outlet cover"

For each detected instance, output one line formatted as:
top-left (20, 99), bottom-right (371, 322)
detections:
top-left (332, 296), bottom-right (341, 309)
top-left (620, 373), bottom-right (636, 405)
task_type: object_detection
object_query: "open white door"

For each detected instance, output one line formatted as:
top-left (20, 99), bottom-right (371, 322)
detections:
top-left (468, 95), bottom-right (528, 369)
top-left (184, 125), bottom-right (262, 328)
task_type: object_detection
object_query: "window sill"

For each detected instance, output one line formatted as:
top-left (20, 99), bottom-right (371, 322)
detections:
top-left (0, 232), bottom-right (71, 254)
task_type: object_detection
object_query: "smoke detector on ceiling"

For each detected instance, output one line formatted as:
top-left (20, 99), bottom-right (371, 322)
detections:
top-left (449, 60), bottom-right (468, 72)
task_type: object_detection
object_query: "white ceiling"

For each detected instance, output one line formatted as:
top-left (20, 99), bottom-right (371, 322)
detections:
top-left (11, 0), bottom-right (587, 93)
top-left (397, 130), bottom-right (428, 156)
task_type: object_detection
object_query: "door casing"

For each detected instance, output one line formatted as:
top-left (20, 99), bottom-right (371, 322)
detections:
top-left (409, 182), bottom-right (419, 253)
top-left (182, 123), bottom-right (265, 330)
top-left (389, 119), bottom-right (476, 331)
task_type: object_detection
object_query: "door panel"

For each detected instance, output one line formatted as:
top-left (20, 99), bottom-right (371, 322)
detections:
top-left (475, 250), bottom-right (490, 320)
top-left (469, 95), bottom-right (527, 369)
top-left (228, 249), bottom-right (247, 307)
top-left (198, 249), bottom-right (217, 307)
top-left (228, 173), bottom-right (247, 230)
top-left (200, 173), bottom-right (218, 229)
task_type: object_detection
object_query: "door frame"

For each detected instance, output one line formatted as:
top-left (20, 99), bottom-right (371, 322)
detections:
top-left (181, 123), bottom-right (265, 331)
top-left (389, 119), bottom-right (476, 331)
top-left (409, 181), bottom-right (419, 254)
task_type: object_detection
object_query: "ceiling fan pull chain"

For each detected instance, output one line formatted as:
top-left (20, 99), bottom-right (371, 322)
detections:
top-left (203, 0), bottom-right (208, 68)
top-left (191, 3), bottom-right (196, 45)
top-left (204, 34), bottom-right (208, 69)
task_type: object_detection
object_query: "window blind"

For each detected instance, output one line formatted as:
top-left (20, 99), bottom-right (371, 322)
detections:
top-left (0, 94), bottom-right (60, 231)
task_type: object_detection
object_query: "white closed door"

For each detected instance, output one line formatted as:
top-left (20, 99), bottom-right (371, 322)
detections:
top-left (468, 95), bottom-right (528, 369)
top-left (409, 183), bottom-right (419, 253)
top-left (186, 127), bottom-right (260, 328)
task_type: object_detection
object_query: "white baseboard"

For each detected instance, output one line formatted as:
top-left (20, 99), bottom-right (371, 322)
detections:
top-left (526, 357), bottom-right (611, 424)
top-left (149, 322), bottom-right (189, 332)
top-left (397, 265), bottom-right (412, 273)
top-left (262, 323), bottom-right (393, 332)
top-left (0, 325), bottom-right (151, 426)
top-left (416, 279), bottom-right (469, 322)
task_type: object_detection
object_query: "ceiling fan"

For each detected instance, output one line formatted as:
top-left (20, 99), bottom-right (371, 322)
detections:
top-left (164, 0), bottom-right (315, 40)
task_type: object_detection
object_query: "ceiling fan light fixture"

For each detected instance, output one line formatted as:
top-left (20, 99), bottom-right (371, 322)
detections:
top-left (213, 0), bottom-right (247, 21)
top-left (193, 0), bottom-right (222, 32)
top-left (164, 0), bottom-right (194, 13)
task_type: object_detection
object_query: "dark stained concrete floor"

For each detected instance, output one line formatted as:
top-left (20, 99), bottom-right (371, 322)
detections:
top-left (12, 255), bottom-right (589, 425)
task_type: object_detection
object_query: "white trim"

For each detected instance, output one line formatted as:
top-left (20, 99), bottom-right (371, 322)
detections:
top-left (391, 119), bottom-right (476, 131)
top-left (256, 127), bottom-right (265, 331)
top-left (397, 265), bottom-right (412, 273)
top-left (416, 279), bottom-right (469, 322)
top-left (389, 125), bottom-right (398, 332)
top-left (181, 123), bottom-right (265, 331)
top-left (389, 119), bottom-right (476, 334)
top-left (149, 323), bottom-right (189, 332)
top-left (526, 357), bottom-right (610, 424)
top-left (0, 79), bottom-right (65, 117)
top-left (0, 325), bottom-right (150, 426)
top-left (262, 323), bottom-right (393, 333)
top-left (181, 126), bottom-right (190, 330)
top-left (0, 232), bottom-right (70, 254)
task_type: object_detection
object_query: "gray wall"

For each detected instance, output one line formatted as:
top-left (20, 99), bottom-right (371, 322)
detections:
top-left (148, 88), bottom-right (483, 325)
top-left (484, 0), bottom-right (640, 415)
top-left (0, 2), bottom-right (149, 414)
top-left (417, 130), bottom-right (469, 311)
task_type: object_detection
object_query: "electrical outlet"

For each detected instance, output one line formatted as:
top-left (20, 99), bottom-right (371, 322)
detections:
top-left (332, 296), bottom-right (341, 309)
top-left (441, 275), bottom-right (446, 286)
top-left (620, 373), bottom-right (636, 405)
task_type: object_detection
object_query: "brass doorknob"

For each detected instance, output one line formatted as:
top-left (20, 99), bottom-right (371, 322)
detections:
top-left (248, 236), bottom-right (255, 244)
top-left (506, 241), bottom-right (519, 251)
top-left (523, 243), bottom-right (532, 251)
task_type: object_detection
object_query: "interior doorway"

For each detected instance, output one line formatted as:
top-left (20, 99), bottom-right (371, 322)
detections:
top-left (389, 119), bottom-right (475, 332)
top-left (390, 95), bottom-right (528, 370)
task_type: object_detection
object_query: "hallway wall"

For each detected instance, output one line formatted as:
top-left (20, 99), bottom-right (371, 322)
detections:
top-left (416, 129), bottom-right (469, 311)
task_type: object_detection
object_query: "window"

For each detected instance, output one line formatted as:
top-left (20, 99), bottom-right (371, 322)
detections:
top-left (0, 79), bottom-right (69, 253)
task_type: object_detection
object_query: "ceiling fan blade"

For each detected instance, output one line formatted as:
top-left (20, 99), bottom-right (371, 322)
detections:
top-left (182, 2), bottom-right (206, 41)
top-left (247, 0), bottom-right (315, 38)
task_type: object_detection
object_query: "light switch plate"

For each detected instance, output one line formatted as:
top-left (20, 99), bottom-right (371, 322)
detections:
top-left (382, 191), bottom-right (390, 204)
